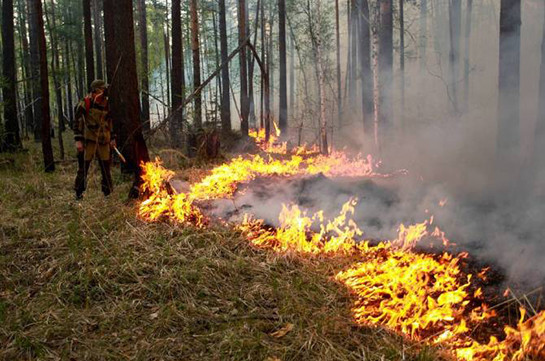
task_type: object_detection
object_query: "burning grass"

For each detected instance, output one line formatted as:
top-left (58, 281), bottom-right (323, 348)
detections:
top-left (137, 144), bottom-right (545, 360)
top-left (0, 142), bottom-right (442, 360)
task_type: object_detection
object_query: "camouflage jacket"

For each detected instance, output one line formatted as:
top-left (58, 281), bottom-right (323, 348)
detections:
top-left (73, 93), bottom-right (114, 144)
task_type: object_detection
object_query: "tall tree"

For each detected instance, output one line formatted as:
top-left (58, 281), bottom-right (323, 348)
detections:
top-left (278, 0), bottom-right (287, 135)
top-left (378, 0), bottom-right (393, 143)
top-left (17, 0), bottom-right (34, 136)
top-left (358, 0), bottom-right (372, 135)
top-left (170, 0), bottom-right (185, 147)
top-left (448, 0), bottom-right (461, 113)
top-left (399, 0), bottom-right (405, 129)
top-left (2, 0), bottom-right (22, 151)
top-left (462, 0), bottom-right (473, 112)
top-left (137, 0), bottom-right (150, 131)
top-left (219, 0), bottom-right (231, 133)
top-left (238, 0), bottom-right (249, 137)
top-left (45, 0), bottom-right (65, 159)
top-left (532, 7), bottom-right (545, 185)
top-left (497, 0), bottom-right (521, 160)
top-left (103, 0), bottom-right (150, 198)
top-left (93, 0), bottom-right (104, 79)
top-left (83, 0), bottom-right (95, 88)
top-left (29, 0), bottom-right (54, 171)
top-left (349, 0), bottom-right (358, 105)
top-left (190, 0), bottom-right (202, 129)
top-left (335, 0), bottom-right (342, 124)
top-left (28, 0), bottom-right (43, 141)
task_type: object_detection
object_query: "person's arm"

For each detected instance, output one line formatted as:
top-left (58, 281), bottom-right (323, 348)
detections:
top-left (74, 101), bottom-right (85, 152)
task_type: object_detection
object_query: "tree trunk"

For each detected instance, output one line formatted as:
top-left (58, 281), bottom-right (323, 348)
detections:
top-left (93, 0), bottom-right (104, 79)
top-left (137, 0), bottom-right (150, 131)
top-left (419, 0), bottom-right (427, 71)
top-left (378, 0), bottom-right (393, 143)
top-left (2, 0), bottom-right (22, 151)
top-left (335, 0), bottom-right (342, 125)
top-left (238, 0), bottom-right (249, 137)
top-left (170, 0), bottom-right (185, 148)
top-left (103, 0), bottom-right (150, 198)
top-left (399, 0), bottom-right (405, 130)
top-left (531, 7), bottom-right (545, 187)
top-left (219, 0), bottom-right (231, 134)
top-left (316, 0), bottom-right (328, 155)
top-left (349, 0), bottom-right (358, 106)
top-left (29, 0), bottom-right (54, 171)
top-left (83, 0), bottom-right (95, 88)
top-left (462, 0), bottom-right (473, 113)
top-left (190, 0), bottom-right (202, 129)
top-left (448, 0), bottom-right (461, 114)
top-left (278, 0), bottom-right (288, 136)
top-left (45, 0), bottom-right (65, 159)
top-left (17, 0), bottom-right (34, 139)
top-left (27, 0), bottom-right (42, 142)
top-left (497, 0), bottom-right (521, 159)
top-left (289, 33), bottom-right (295, 122)
top-left (359, 0), bottom-right (372, 135)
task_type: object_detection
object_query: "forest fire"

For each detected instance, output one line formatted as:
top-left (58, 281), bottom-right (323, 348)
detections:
top-left (138, 147), bottom-right (545, 360)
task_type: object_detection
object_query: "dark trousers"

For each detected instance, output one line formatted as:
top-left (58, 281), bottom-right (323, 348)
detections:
top-left (74, 151), bottom-right (113, 197)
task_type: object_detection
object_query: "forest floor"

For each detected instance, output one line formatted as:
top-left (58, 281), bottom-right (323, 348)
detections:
top-left (0, 139), bottom-right (443, 361)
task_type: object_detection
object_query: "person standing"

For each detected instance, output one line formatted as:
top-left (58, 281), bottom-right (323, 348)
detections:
top-left (73, 79), bottom-right (116, 199)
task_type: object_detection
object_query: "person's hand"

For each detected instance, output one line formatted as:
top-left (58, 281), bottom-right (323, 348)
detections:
top-left (76, 141), bottom-right (84, 153)
top-left (110, 139), bottom-right (117, 149)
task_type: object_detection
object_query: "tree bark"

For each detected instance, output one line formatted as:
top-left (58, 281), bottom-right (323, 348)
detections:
top-left (497, 0), bottom-right (521, 159)
top-left (219, 0), bottom-right (231, 134)
top-left (17, 0), bottom-right (34, 137)
top-left (93, 0), bottom-right (104, 79)
top-left (463, 0), bottom-right (473, 113)
top-left (278, 0), bottom-right (288, 135)
top-left (531, 7), bottom-right (545, 186)
top-left (399, 0), bottom-right (405, 129)
top-left (27, 0), bottom-right (43, 142)
top-left (190, 0), bottom-right (202, 129)
top-left (137, 0), bottom-right (150, 131)
top-left (359, 0), bottom-right (372, 135)
top-left (448, 0), bottom-right (461, 114)
top-left (238, 0), bottom-right (249, 137)
top-left (83, 0), bottom-right (95, 88)
top-left (349, 0), bottom-right (358, 106)
top-left (170, 0), bottom-right (185, 147)
top-left (335, 0), bottom-right (342, 125)
top-left (315, 0), bottom-right (328, 155)
top-left (29, 0), bottom-right (55, 171)
top-left (378, 0), bottom-right (393, 143)
top-left (103, 0), bottom-right (150, 198)
top-left (45, 0), bottom-right (65, 159)
top-left (2, 0), bottom-right (21, 151)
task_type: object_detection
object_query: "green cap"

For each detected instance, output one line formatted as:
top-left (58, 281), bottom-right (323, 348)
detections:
top-left (90, 79), bottom-right (108, 91)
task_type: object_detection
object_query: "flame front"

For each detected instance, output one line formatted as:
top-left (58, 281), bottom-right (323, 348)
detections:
top-left (137, 146), bottom-right (545, 360)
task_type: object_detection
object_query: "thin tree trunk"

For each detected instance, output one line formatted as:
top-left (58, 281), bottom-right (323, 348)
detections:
top-left (335, 0), bottom-right (342, 126)
top-left (531, 7), bottom-right (545, 186)
top-left (219, 0), bottom-right (231, 133)
top-left (170, 0), bottom-right (185, 147)
top-left (378, 0), bottom-right (393, 143)
top-left (278, 0), bottom-right (288, 135)
top-left (83, 0), bottom-right (95, 88)
top-left (17, 0), bottom-right (34, 138)
top-left (190, 0), bottom-right (202, 129)
top-left (29, 0), bottom-right (54, 171)
top-left (399, 0), bottom-right (405, 130)
top-left (497, 0), bottom-right (521, 160)
top-left (419, 0), bottom-right (427, 71)
top-left (45, 0), bottom-right (65, 159)
top-left (64, 39), bottom-right (75, 128)
top-left (27, 0), bottom-right (42, 142)
top-left (289, 33), bottom-right (295, 122)
top-left (448, 0), bottom-right (461, 114)
top-left (2, 0), bottom-right (21, 151)
top-left (138, 0), bottom-right (150, 131)
top-left (463, 0), bottom-right (473, 113)
top-left (359, 0), bottom-right (372, 135)
top-left (164, 28), bottom-right (171, 108)
top-left (349, 0), bottom-right (358, 106)
top-left (104, 0), bottom-right (150, 198)
top-left (93, 0), bottom-right (104, 79)
top-left (238, 0), bottom-right (249, 136)
top-left (315, 0), bottom-right (328, 155)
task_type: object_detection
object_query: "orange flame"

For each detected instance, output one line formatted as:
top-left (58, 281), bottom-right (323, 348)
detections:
top-left (138, 143), bottom-right (545, 359)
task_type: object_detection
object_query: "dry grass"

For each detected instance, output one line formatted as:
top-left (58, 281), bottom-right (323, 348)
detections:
top-left (0, 140), bottom-right (443, 361)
